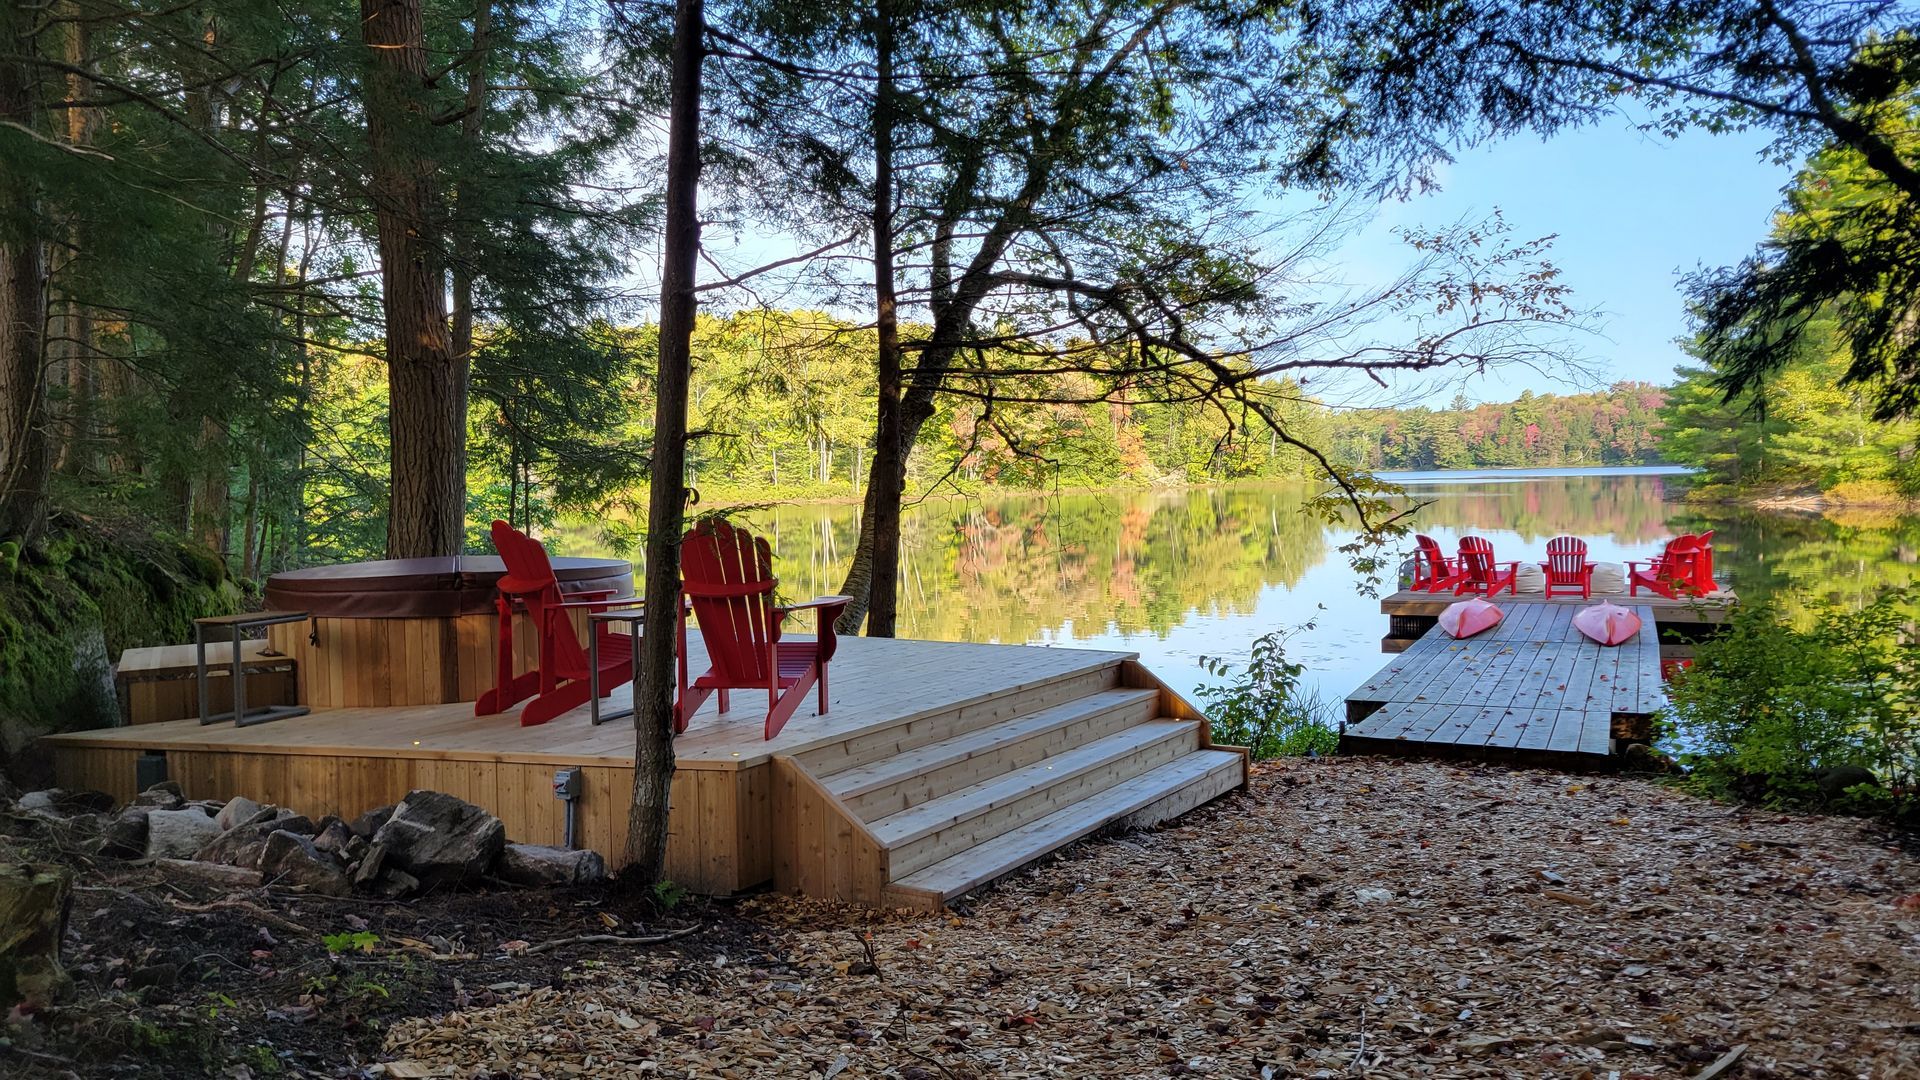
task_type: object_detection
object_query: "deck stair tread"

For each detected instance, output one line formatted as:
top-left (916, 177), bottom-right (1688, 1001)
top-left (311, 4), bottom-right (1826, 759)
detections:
top-left (823, 687), bottom-right (1160, 810)
top-left (871, 718), bottom-right (1198, 851)
top-left (887, 750), bottom-right (1244, 902)
top-left (793, 662), bottom-right (1125, 775)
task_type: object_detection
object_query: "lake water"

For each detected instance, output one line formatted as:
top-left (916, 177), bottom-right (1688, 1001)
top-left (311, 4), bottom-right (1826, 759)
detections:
top-left (554, 468), bottom-right (1920, 706)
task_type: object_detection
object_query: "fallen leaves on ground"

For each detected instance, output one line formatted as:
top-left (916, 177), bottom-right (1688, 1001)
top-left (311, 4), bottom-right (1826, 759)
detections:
top-left (380, 758), bottom-right (1920, 1078)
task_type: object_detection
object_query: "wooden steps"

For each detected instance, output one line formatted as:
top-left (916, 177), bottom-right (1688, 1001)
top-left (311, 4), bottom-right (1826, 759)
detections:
top-left (826, 688), bottom-right (1160, 818)
top-left (885, 750), bottom-right (1244, 905)
top-left (771, 659), bottom-right (1246, 910)
top-left (792, 664), bottom-right (1125, 776)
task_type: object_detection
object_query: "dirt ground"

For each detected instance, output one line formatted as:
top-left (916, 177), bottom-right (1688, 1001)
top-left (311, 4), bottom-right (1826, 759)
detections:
top-left (8, 757), bottom-right (1919, 1078)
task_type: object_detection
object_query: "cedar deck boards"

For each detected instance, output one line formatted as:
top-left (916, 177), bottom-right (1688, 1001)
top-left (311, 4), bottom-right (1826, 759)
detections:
top-left (1343, 602), bottom-right (1664, 765)
top-left (52, 636), bottom-right (1132, 772)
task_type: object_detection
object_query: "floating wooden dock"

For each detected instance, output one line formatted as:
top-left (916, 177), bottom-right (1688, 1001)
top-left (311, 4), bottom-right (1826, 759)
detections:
top-left (1377, 587), bottom-right (1733, 653)
top-left (1342, 603), bottom-right (1665, 765)
top-left (46, 637), bottom-right (1245, 910)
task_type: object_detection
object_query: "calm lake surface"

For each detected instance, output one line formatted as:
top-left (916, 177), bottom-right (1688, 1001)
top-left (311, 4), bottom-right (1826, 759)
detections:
top-left (555, 468), bottom-right (1920, 705)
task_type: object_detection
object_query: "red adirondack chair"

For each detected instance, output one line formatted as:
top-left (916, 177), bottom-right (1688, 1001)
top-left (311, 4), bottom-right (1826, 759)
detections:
top-left (675, 518), bottom-right (851, 741)
top-left (477, 520), bottom-right (639, 727)
top-left (1540, 535), bottom-right (1595, 599)
top-left (1628, 535), bottom-right (1709, 599)
top-left (1454, 536), bottom-right (1520, 597)
top-left (1411, 534), bottom-right (1464, 592)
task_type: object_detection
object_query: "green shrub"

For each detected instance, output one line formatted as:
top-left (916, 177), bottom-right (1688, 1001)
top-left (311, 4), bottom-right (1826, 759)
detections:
top-left (651, 879), bottom-right (688, 912)
top-left (323, 930), bottom-right (379, 955)
top-left (1660, 590), bottom-right (1919, 824)
top-left (1196, 622), bottom-right (1339, 760)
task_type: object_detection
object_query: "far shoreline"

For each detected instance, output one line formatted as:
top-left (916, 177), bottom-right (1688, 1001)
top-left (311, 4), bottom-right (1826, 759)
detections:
top-left (689, 463), bottom-right (1695, 512)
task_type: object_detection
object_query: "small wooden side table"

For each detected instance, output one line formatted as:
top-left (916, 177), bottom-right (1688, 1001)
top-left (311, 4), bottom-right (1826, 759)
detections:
top-left (195, 611), bottom-right (312, 727)
top-left (587, 607), bottom-right (647, 726)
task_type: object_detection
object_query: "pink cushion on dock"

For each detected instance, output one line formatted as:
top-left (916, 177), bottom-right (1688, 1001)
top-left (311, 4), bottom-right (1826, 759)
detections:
top-left (1438, 598), bottom-right (1503, 639)
top-left (1573, 602), bottom-right (1642, 646)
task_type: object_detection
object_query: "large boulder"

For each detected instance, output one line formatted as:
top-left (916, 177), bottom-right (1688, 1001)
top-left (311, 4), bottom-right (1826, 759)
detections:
top-left (349, 804), bottom-right (394, 840)
top-left (130, 782), bottom-right (186, 811)
top-left (213, 796), bottom-right (266, 831)
top-left (312, 818), bottom-right (354, 857)
top-left (372, 791), bottom-right (504, 888)
top-left (268, 811), bottom-right (316, 836)
top-left (351, 842), bottom-right (388, 888)
top-left (17, 788), bottom-right (113, 817)
top-left (0, 864), bottom-right (73, 1011)
top-left (497, 844), bottom-right (608, 887)
top-left (258, 831), bottom-right (350, 897)
top-left (144, 808), bottom-right (225, 860)
top-left (374, 868), bottom-right (421, 900)
top-left (192, 814), bottom-right (279, 868)
top-left (100, 807), bottom-right (151, 857)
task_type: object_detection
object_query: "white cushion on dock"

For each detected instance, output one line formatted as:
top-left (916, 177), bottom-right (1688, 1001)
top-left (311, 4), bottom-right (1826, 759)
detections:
top-left (1591, 562), bottom-right (1626, 595)
top-left (1513, 562), bottom-right (1545, 593)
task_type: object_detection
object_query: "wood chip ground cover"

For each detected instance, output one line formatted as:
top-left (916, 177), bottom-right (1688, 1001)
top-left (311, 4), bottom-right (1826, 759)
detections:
top-left (382, 758), bottom-right (1920, 1079)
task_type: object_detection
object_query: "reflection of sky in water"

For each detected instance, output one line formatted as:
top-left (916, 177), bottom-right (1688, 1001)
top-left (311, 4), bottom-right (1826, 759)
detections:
top-left (553, 467), bottom-right (1920, 706)
top-left (1033, 470), bottom-right (1693, 703)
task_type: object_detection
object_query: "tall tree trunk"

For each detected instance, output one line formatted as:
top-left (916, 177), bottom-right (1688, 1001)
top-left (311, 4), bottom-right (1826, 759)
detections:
top-left (854, 1), bottom-right (904, 637)
top-left (835, 368), bottom-right (941, 635)
top-left (449, 1), bottom-right (493, 450)
top-left (362, 0), bottom-right (464, 558)
top-left (189, 417), bottom-right (228, 550)
top-left (51, 5), bottom-right (95, 477)
top-left (239, 445), bottom-right (262, 578)
top-left (175, 13), bottom-right (229, 544)
top-left (624, 0), bottom-right (703, 883)
top-left (0, 11), bottom-right (50, 546)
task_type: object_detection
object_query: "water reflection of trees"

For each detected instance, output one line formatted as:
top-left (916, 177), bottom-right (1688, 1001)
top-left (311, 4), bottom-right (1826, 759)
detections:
top-left (1687, 506), bottom-right (1920, 622)
top-left (752, 487), bottom-right (1332, 643)
top-left (552, 473), bottom-right (1920, 646)
top-left (1398, 475), bottom-right (1681, 546)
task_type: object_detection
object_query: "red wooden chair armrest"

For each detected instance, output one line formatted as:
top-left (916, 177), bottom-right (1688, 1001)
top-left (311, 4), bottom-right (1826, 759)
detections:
top-left (780, 596), bottom-right (851, 660)
top-left (779, 596), bottom-right (852, 634)
top-left (782, 595), bottom-right (854, 613)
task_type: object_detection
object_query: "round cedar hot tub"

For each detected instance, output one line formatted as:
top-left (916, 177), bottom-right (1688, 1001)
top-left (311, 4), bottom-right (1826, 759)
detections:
top-left (263, 556), bottom-right (633, 709)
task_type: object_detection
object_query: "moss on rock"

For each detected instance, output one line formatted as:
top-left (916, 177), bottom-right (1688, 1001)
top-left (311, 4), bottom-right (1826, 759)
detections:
top-left (0, 512), bottom-right (237, 766)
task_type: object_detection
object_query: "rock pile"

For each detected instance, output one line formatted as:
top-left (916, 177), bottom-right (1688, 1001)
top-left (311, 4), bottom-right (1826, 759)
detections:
top-left (2, 782), bottom-right (607, 898)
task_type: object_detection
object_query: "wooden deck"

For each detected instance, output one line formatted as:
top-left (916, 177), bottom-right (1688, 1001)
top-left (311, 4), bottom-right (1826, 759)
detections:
top-left (1378, 587), bottom-right (1733, 653)
top-left (47, 636), bottom-right (1245, 908)
top-left (1342, 603), bottom-right (1665, 765)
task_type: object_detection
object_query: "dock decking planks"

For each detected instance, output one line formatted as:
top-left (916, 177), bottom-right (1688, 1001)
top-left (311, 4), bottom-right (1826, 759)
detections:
top-left (1342, 602), bottom-right (1664, 764)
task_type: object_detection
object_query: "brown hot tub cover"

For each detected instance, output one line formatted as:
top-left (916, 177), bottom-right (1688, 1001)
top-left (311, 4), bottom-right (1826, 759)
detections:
top-left (264, 556), bottom-right (634, 619)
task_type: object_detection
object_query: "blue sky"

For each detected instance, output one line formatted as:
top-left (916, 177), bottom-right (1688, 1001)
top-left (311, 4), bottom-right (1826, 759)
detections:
top-left (700, 115), bottom-right (1802, 406)
top-left (1333, 121), bottom-right (1798, 403)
